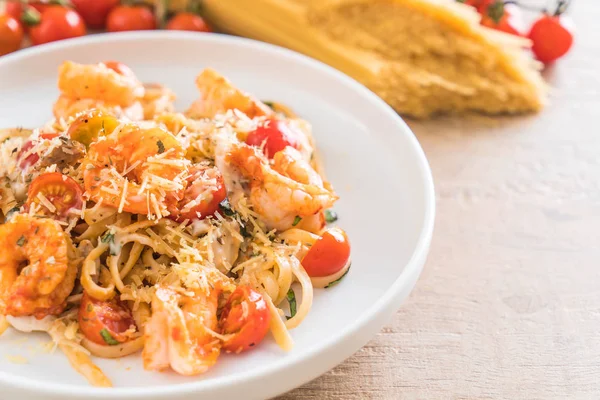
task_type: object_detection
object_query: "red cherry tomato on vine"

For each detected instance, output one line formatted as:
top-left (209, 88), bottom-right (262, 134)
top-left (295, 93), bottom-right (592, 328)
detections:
top-left (166, 12), bottom-right (211, 32)
top-left (106, 5), bottom-right (155, 32)
top-left (528, 14), bottom-right (574, 64)
top-left (5, 2), bottom-right (24, 21)
top-left (0, 15), bottom-right (23, 56)
top-left (480, 2), bottom-right (524, 36)
top-left (71, 0), bottom-right (120, 29)
top-left (28, 6), bottom-right (86, 46)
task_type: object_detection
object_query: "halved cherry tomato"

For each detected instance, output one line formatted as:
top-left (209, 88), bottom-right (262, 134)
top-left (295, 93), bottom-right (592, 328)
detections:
top-left (246, 118), bottom-right (300, 158)
top-left (25, 172), bottom-right (83, 219)
top-left (67, 109), bottom-right (120, 148)
top-left (103, 60), bottom-right (136, 79)
top-left (5, 2), bottom-right (23, 21)
top-left (219, 286), bottom-right (271, 353)
top-left (528, 13), bottom-right (574, 64)
top-left (71, 0), bottom-right (120, 29)
top-left (28, 5), bottom-right (86, 46)
top-left (169, 165), bottom-right (227, 222)
top-left (166, 12), bottom-right (211, 32)
top-left (0, 14), bottom-right (24, 56)
top-left (301, 227), bottom-right (351, 277)
top-left (17, 132), bottom-right (59, 169)
top-left (79, 292), bottom-right (137, 346)
top-left (106, 5), bottom-right (155, 32)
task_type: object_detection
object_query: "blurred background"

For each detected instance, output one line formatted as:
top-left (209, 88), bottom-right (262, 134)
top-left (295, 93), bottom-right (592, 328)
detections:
top-left (0, 0), bottom-right (575, 120)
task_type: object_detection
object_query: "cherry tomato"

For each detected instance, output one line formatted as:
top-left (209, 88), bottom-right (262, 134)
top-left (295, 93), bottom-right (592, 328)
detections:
top-left (106, 5), bottom-right (155, 32)
top-left (79, 292), bottom-right (137, 346)
top-left (246, 118), bottom-right (300, 158)
top-left (25, 172), bottom-right (84, 219)
top-left (5, 2), bottom-right (24, 21)
top-left (28, 6), bottom-right (86, 46)
top-left (70, 0), bottom-right (119, 29)
top-left (219, 286), bottom-right (271, 353)
top-left (17, 132), bottom-right (58, 169)
top-left (0, 14), bottom-right (24, 56)
top-left (166, 12), bottom-right (211, 32)
top-left (103, 60), bottom-right (136, 79)
top-left (480, 3), bottom-right (524, 36)
top-left (302, 227), bottom-right (351, 277)
top-left (528, 14), bottom-right (574, 64)
top-left (67, 109), bottom-right (120, 148)
top-left (169, 165), bottom-right (227, 222)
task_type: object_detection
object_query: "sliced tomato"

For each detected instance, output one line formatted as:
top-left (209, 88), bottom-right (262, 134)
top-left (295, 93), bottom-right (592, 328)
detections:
top-left (79, 292), bottom-right (137, 346)
top-left (219, 286), bottom-right (271, 353)
top-left (169, 165), bottom-right (227, 222)
top-left (17, 132), bottom-right (59, 169)
top-left (25, 172), bottom-right (83, 219)
top-left (245, 118), bottom-right (300, 158)
top-left (302, 227), bottom-right (351, 277)
top-left (103, 60), bottom-right (136, 79)
top-left (67, 109), bottom-right (120, 148)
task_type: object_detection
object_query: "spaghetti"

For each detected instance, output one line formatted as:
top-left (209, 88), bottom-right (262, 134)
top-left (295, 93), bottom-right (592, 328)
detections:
top-left (0, 61), bottom-right (351, 386)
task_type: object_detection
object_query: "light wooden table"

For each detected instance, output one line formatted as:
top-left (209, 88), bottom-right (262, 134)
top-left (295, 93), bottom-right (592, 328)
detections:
top-left (279, 2), bottom-right (599, 399)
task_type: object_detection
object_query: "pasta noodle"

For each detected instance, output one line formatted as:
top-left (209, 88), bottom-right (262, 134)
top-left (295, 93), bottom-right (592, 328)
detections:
top-left (0, 61), bottom-right (351, 387)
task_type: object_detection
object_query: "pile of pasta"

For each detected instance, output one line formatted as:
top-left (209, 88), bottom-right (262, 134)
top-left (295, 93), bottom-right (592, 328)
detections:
top-left (0, 61), bottom-right (351, 387)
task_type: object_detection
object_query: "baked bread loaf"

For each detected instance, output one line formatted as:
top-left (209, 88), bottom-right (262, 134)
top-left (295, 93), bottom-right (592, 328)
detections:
top-left (203, 0), bottom-right (547, 118)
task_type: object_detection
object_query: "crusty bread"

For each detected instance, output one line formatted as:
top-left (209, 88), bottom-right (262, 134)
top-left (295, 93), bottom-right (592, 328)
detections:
top-left (204, 0), bottom-right (547, 118)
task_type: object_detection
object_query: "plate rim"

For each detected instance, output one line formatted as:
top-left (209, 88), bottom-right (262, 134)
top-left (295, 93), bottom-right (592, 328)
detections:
top-left (0, 31), bottom-right (435, 398)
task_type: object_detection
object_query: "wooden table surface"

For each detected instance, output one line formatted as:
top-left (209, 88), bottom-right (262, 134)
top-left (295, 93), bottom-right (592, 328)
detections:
top-left (279, 2), bottom-right (599, 399)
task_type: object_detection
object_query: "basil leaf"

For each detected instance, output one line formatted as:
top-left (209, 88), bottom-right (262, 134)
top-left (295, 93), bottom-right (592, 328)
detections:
top-left (286, 288), bottom-right (297, 320)
top-left (16, 235), bottom-right (26, 247)
top-left (99, 328), bottom-right (119, 346)
top-left (324, 264), bottom-right (351, 288)
top-left (324, 209), bottom-right (338, 224)
top-left (101, 232), bottom-right (115, 244)
top-left (219, 198), bottom-right (235, 216)
top-left (292, 216), bottom-right (302, 226)
top-left (157, 140), bottom-right (165, 154)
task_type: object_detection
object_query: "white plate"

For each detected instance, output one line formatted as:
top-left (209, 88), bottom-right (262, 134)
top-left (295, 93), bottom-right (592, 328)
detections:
top-left (0, 32), bottom-right (434, 400)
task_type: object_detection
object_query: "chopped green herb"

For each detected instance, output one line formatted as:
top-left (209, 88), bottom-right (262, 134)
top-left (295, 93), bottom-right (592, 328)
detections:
top-left (324, 209), bottom-right (338, 224)
top-left (219, 198), bottom-right (235, 216)
top-left (108, 155), bottom-right (113, 165)
top-left (157, 140), bottom-right (165, 154)
top-left (94, 176), bottom-right (101, 181)
top-left (100, 120), bottom-right (105, 135)
top-left (292, 216), bottom-right (302, 226)
top-left (324, 264), bottom-right (351, 288)
top-left (34, 226), bottom-right (39, 234)
top-left (16, 235), bottom-right (26, 247)
top-left (5, 206), bottom-right (20, 222)
top-left (87, 304), bottom-right (93, 312)
top-left (99, 328), bottom-right (119, 346)
top-left (286, 288), bottom-right (297, 320)
top-left (262, 100), bottom-right (275, 109)
top-left (240, 224), bottom-right (252, 238)
top-left (101, 232), bottom-right (115, 244)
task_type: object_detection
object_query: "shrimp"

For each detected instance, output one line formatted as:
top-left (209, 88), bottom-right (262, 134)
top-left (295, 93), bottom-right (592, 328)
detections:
top-left (0, 214), bottom-right (77, 318)
top-left (53, 96), bottom-right (144, 122)
top-left (83, 125), bottom-right (190, 217)
top-left (140, 83), bottom-right (176, 120)
top-left (54, 61), bottom-right (145, 120)
top-left (143, 286), bottom-right (221, 376)
top-left (185, 68), bottom-right (273, 119)
top-left (226, 143), bottom-right (337, 231)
